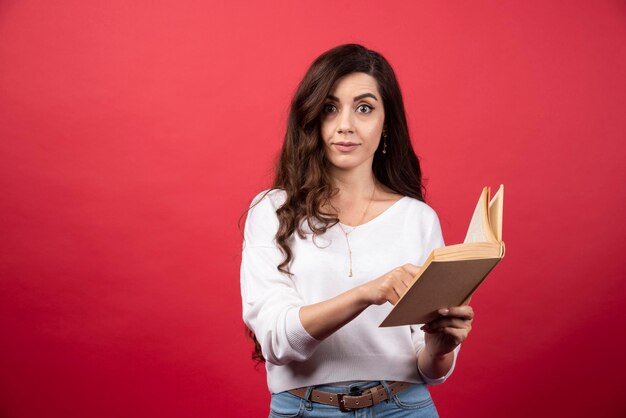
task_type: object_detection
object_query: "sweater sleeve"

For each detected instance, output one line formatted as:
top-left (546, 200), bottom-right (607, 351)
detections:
top-left (240, 191), bottom-right (321, 365)
top-left (412, 329), bottom-right (461, 385)
top-left (410, 208), bottom-right (461, 385)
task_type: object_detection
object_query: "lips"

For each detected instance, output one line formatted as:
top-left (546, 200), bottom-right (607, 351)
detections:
top-left (333, 142), bottom-right (360, 152)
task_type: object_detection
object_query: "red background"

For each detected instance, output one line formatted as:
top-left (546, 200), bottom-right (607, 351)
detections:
top-left (1, 1), bottom-right (625, 417)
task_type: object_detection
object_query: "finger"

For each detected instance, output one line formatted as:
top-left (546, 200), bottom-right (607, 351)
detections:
top-left (424, 326), bottom-right (468, 345)
top-left (391, 277), bottom-right (409, 299)
top-left (401, 263), bottom-right (421, 277)
top-left (422, 317), bottom-right (469, 330)
top-left (439, 305), bottom-right (474, 320)
top-left (422, 318), bottom-right (470, 332)
top-left (387, 289), bottom-right (400, 305)
top-left (379, 275), bottom-right (401, 305)
top-left (437, 327), bottom-right (468, 345)
top-left (392, 268), bottom-right (413, 287)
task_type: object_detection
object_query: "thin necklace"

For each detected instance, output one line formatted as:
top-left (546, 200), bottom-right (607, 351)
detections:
top-left (337, 184), bottom-right (376, 277)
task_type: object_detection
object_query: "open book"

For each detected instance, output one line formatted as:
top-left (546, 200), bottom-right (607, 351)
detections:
top-left (380, 185), bottom-right (505, 327)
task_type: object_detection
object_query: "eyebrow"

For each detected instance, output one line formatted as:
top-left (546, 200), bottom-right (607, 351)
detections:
top-left (326, 93), bottom-right (379, 102)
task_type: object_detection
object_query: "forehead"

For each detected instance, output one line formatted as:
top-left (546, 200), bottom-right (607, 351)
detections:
top-left (329, 72), bottom-right (380, 97)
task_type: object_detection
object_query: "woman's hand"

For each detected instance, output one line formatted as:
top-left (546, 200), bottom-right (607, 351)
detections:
top-left (420, 305), bottom-right (474, 357)
top-left (300, 264), bottom-right (420, 341)
top-left (358, 264), bottom-right (421, 306)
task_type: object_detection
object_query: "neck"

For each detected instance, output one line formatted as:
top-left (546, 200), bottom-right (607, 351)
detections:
top-left (330, 166), bottom-right (377, 200)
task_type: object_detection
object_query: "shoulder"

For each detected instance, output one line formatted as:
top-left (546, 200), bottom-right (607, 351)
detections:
top-left (400, 196), bottom-right (444, 246)
top-left (395, 196), bottom-right (443, 242)
top-left (249, 188), bottom-right (287, 212)
top-left (399, 196), bottom-right (440, 223)
top-left (377, 185), bottom-right (438, 221)
top-left (244, 189), bottom-right (286, 245)
top-left (246, 188), bottom-right (287, 223)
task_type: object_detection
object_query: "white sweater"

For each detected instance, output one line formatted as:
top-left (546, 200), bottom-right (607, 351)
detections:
top-left (240, 189), bottom-right (459, 394)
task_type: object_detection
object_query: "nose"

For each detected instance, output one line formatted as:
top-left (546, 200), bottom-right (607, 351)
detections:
top-left (336, 107), bottom-right (354, 135)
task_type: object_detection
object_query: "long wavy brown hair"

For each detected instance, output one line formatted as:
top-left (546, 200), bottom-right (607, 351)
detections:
top-left (247, 43), bottom-right (426, 363)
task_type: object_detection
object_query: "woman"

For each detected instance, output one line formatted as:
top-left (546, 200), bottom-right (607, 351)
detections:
top-left (240, 44), bottom-right (474, 417)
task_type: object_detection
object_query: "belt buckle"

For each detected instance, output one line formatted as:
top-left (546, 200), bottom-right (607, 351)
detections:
top-left (337, 393), bottom-right (351, 412)
top-left (337, 389), bottom-right (363, 412)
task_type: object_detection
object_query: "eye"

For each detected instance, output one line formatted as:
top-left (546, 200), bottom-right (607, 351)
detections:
top-left (357, 104), bottom-right (374, 114)
top-left (322, 104), bottom-right (337, 114)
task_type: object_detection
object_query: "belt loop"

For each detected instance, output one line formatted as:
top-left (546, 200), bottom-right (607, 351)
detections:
top-left (380, 381), bottom-right (394, 403)
top-left (303, 386), bottom-right (314, 410)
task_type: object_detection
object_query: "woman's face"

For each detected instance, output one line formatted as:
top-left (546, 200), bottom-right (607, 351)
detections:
top-left (320, 72), bottom-right (385, 174)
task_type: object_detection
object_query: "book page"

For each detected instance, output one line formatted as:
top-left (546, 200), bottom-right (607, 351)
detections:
top-left (464, 187), bottom-right (489, 243)
top-left (433, 242), bottom-right (503, 261)
top-left (488, 184), bottom-right (504, 242)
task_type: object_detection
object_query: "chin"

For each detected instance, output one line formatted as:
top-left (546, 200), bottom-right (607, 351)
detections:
top-left (328, 158), bottom-right (371, 172)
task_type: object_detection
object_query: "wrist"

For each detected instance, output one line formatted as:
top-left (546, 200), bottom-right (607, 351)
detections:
top-left (424, 347), bottom-right (453, 361)
top-left (354, 284), bottom-right (373, 308)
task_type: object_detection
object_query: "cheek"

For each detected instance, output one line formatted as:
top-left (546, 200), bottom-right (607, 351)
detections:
top-left (360, 115), bottom-right (384, 138)
top-left (363, 125), bottom-right (383, 144)
top-left (320, 120), bottom-right (333, 142)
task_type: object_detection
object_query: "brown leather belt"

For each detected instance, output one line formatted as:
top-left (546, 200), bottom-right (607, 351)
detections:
top-left (288, 381), bottom-right (410, 412)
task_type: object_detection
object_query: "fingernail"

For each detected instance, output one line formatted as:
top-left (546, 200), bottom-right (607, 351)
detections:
top-left (439, 308), bottom-right (449, 315)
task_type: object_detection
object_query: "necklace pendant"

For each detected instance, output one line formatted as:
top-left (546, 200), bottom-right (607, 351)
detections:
top-left (337, 184), bottom-right (376, 280)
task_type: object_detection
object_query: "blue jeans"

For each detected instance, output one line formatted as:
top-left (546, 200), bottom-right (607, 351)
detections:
top-left (269, 381), bottom-right (439, 417)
